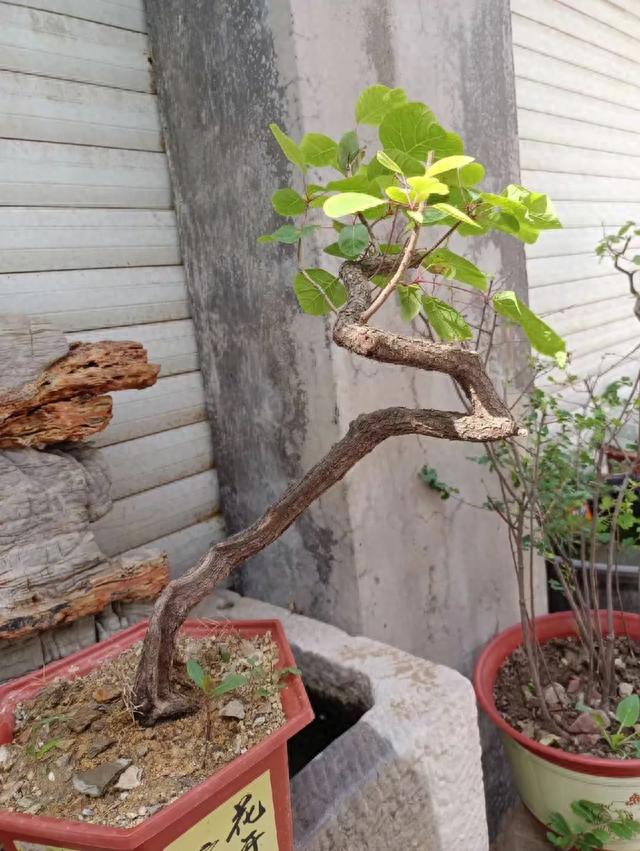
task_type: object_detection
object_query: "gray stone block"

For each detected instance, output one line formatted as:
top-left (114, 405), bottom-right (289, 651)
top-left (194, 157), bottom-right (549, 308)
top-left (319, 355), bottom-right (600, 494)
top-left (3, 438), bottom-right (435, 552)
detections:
top-left (199, 591), bottom-right (489, 851)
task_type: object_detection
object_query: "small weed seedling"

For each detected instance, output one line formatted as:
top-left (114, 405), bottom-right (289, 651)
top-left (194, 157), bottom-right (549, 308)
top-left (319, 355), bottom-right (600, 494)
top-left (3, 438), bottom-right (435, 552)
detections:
top-left (25, 714), bottom-right (70, 761)
top-left (591, 694), bottom-right (640, 756)
top-left (242, 655), bottom-right (301, 699)
top-left (547, 800), bottom-right (640, 849)
top-left (186, 658), bottom-right (247, 753)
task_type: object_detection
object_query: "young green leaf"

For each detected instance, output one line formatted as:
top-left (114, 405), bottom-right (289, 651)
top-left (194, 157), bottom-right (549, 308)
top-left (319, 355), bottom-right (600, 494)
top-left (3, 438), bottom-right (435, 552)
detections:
top-left (212, 673), bottom-right (248, 698)
top-left (432, 202), bottom-right (480, 228)
top-left (616, 693), bottom-right (640, 728)
top-left (397, 285), bottom-right (422, 321)
top-left (337, 223), bottom-right (369, 258)
top-left (271, 188), bottom-right (306, 217)
top-left (405, 175), bottom-right (449, 201)
top-left (492, 291), bottom-right (566, 360)
top-left (300, 133), bottom-right (338, 168)
top-left (293, 269), bottom-right (347, 315)
top-left (422, 296), bottom-right (472, 341)
top-left (426, 155), bottom-right (475, 177)
top-left (269, 123), bottom-right (306, 171)
top-left (323, 192), bottom-right (386, 218)
top-left (355, 85), bottom-right (408, 125)
top-left (376, 150), bottom-right (404, 174)
top-left (324, 242), bottom-right (351, 259)
top-left (186, 658), bottom-right (206, 690)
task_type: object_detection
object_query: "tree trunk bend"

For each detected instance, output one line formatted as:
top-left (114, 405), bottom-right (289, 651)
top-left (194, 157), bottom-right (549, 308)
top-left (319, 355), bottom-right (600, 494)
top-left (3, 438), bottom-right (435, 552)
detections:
top-left (133, 255), bottom-right (519, 723)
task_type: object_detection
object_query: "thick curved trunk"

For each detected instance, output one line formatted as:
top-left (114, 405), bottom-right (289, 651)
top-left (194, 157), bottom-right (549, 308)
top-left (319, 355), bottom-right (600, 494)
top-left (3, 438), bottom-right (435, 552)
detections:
top-left (132, 254), bottom-right (519, 723)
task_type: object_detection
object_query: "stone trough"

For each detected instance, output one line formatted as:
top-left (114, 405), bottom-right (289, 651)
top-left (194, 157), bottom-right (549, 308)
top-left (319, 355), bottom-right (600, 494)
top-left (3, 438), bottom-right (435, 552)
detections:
top-left (201, 590), bottom-right (490, 851)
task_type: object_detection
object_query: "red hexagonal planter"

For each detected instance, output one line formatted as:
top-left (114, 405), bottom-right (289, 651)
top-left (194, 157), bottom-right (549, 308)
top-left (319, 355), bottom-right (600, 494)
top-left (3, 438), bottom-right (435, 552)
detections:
top-left (0, 619), bottom-right (313, 851)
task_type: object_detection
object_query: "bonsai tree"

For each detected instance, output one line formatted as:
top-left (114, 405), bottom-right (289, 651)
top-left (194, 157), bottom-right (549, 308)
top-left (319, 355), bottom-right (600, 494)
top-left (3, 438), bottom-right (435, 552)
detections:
top-left (132, 84), bottom-right (565, 724)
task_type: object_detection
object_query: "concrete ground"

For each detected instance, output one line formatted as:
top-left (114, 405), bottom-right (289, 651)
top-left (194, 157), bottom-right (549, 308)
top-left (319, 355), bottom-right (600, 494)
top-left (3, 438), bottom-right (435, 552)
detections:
top-left (491, 804), bottom-right (548, 850)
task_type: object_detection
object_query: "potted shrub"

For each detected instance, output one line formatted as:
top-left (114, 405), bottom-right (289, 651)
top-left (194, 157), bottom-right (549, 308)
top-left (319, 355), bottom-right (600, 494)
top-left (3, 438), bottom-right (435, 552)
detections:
top-left (472, 360), bottom-right (640, 848)
top-left (0, 85), bottom-right (564, 850)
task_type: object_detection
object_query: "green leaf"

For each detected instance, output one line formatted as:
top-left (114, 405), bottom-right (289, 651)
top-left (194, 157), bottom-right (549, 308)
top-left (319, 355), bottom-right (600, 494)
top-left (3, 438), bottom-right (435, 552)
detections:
top-left (323, 192), bottom-right (385, 218)
top-left (337, 130), bottom-right (361, 174)
top-left (422, 247), bottom-right (488, 291)
top-left (492, 291), bottom-right (566, 359)
top-left (397, 285), bottom-right (422, 321)
top-left (293, 268), bottom-right (347, 315)
top-left (186, 658), bottom-right (206, 690)
top-left (426, 155), bottom-right (475, 176)
top-left (212, 673), bottom-right (248, 698)
top-left (616, 693), bottom-right (640, 728)
top-left (610, 822), bottom-right (636, 840)
top-left (271, 188), bottom-right (306, 217)
top-left (257, 224), bottom-right (304, 244)
top-left (269, 123), bottom-right (306, 171)
top-left (432, 202), bottom-right (480, 228)
top-left (33, 738), bottom-right (62, 759)
top-left (422, 296), bottom-right (472, 341)
top-left (379, 102), bottom-right (437, 162)
top-left (548, 813), bottom-right (572, 837)
top-left (376, 150), bottom-right (404, 174)
top-left (441, 161), bottom-right (485, 187)
top-left (323, 242), bottom-right (351, 259)
top-left (337, 223), bottom-right (369, 258)
top-left (355, 85), bottom-right (408, 125)
top-left (300, 133), bottom-right (338, 167)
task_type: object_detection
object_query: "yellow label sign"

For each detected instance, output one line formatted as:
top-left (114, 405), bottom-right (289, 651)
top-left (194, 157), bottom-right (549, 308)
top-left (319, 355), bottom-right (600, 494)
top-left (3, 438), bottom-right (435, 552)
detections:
top-left (165, 770), bottom-right (279, 851)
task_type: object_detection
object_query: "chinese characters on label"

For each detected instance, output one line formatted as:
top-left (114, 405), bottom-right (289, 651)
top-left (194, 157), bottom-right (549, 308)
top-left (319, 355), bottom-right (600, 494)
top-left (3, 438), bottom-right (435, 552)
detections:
top-left (165, 771), bottom-right (279, 851)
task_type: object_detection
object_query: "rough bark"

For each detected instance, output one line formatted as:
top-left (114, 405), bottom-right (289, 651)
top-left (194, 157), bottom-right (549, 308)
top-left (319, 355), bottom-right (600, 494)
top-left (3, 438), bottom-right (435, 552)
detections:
top-left (133, 252), bottom-right (520, 723)
top-left (0, 338), bottom-right (159, 449)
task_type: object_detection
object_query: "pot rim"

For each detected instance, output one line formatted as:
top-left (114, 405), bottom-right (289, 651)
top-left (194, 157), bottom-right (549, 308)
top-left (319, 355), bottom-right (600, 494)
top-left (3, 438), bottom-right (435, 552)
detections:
top-left (0, 618), bottom-right (313, 845)
top-left (473, 609), bottom-right (640, 777)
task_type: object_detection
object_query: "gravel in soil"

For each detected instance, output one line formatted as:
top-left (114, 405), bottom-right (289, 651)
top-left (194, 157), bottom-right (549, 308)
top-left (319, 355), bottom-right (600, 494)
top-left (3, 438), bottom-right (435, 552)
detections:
top-left (494, 635), bottom-right (640, 759)
top-left (0, 631), bottom-right (287, 827)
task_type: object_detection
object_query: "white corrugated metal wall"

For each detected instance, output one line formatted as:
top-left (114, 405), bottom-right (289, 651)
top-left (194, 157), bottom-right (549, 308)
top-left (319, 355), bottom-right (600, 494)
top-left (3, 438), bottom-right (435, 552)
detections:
top-left (512, 0), bottom-right (640, 382)
top-left (0, 0), bottom-right (224, 575)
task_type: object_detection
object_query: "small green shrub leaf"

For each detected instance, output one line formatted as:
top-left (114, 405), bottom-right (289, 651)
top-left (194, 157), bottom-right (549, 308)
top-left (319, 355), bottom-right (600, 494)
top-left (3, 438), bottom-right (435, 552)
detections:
top-left (300, 133), bottom-right (338, 167)
top-left (426, 155), bottom-right (475, 176)
top-left (397, 285), bottom-right (422, 321)
top-left (492, 291), bottom-right (566, 359)
top-left (376, 150), bottom-right (404, 174)
top-left (422, 247), bottom-right (488, 291)
top-left (432, 202), bottom-right (480, 228)
top-left (337, 130), bottom-right (361, 174)
top-left (337, 223), bottom-right (369, 258)
top-left (616, 693), bottom-right (640, 728)
top-left (269, 123), bottom-right (306, 171)
top-left (294, 269), bottom-right (347, 315)
top-left (356, 85), bottom-right (407, 125)
top-left (271, 188), bottom-right (306, 217)
top-left (212, 673), bottom-right (248, 698)
top-left (323, 192), bottom-right (385, 218)
top-left (186, 658), bottom-right (206, 690)
top-left (422, 296), bottom-right (472, 341)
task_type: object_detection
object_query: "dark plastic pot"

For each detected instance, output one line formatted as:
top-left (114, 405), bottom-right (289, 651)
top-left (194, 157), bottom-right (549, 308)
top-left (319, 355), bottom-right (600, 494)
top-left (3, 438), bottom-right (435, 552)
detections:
top-left (0, 619), bottom-right (313, 851)
top-left (474, 611), bottom-right (640, 849)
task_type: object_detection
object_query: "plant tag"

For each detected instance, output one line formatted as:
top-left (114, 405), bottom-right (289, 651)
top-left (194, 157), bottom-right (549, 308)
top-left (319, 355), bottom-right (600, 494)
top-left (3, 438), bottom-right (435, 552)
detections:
top-left (166, 770), bottom-right (279, 851)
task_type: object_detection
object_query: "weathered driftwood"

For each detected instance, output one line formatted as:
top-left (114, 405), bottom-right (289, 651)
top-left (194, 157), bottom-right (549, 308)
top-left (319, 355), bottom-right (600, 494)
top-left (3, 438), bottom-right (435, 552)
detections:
top-left (0, 317), bottom-right (168, 653)
top-left (0, 317), bottom-right (159, 449)
top-left (1, 551), bottom-right (169, 640)
top-left (0, 448), bottom-right (169, 644)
